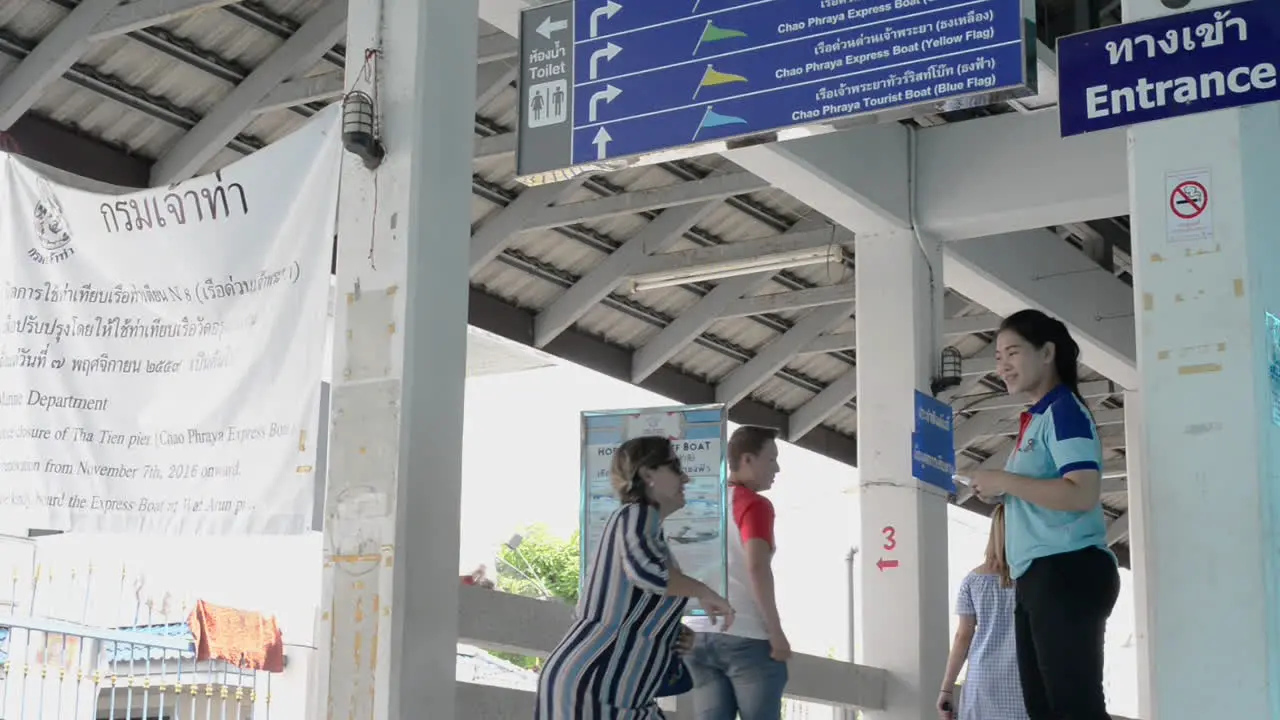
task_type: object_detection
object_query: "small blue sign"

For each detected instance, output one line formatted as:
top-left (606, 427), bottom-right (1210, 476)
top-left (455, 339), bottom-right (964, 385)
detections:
top-left (517, 0), bottom-right (1036, 182)
top-left (1057, 0), bottom-right (1280, 137)
top-left (912, 390), bottom-right (956, 492)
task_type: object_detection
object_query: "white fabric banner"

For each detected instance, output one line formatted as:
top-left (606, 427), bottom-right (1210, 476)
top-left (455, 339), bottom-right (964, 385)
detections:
top-left (0, 107), bottom-right (341, 534)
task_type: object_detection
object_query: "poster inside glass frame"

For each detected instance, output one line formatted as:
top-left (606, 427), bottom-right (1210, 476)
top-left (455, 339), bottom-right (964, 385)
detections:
top-left (580, 404), bottom-right (728, 614)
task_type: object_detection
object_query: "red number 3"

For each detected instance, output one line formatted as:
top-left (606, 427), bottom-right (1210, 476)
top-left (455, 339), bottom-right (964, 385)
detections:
top-left (882, 526), bottom-right (896, 551)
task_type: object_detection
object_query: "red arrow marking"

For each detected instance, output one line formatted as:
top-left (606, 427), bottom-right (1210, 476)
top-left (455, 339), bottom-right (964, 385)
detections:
top-left (876, 558), bottom-right (899, 571)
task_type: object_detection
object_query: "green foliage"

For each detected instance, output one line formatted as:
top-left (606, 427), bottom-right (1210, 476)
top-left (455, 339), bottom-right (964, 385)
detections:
top-left (496, 524), bottom-right (582, 605)
top-left (490, 525), bottom-right (581, 670)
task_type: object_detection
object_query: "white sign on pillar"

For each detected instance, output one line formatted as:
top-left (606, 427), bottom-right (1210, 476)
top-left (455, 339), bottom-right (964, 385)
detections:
top-left (1126, 2), bottom-right (1280, 719)
top-left (854, 230), bottom-right (949, 720)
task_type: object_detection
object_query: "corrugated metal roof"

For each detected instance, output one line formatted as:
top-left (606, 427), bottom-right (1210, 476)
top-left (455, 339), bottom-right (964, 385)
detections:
top-left (0, 0), bottom-right (1135, 553)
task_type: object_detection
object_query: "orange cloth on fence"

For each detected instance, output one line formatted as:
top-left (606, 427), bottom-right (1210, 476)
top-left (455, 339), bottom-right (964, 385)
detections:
top-left (187, 599), bottom-right (285, 673)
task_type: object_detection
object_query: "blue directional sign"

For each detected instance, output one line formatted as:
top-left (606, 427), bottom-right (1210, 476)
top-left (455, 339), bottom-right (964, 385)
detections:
top-left (517, 0), bottom-right (1037, 184)
top-left (1057, 0), bottom-right (1280, 137)
top-left (912, 390), bottom-right (956, 493)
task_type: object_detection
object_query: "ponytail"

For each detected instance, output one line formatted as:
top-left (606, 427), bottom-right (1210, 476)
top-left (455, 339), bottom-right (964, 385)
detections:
top-left (985, 504), bottom-right (1012, 588)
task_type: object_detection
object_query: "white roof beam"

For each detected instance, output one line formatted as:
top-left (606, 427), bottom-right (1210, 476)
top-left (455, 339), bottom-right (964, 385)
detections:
top-left (726, 122), bottom-right (911, 236)
top-left (150, 0), bottom-right (348, 184)
top-left (716, 302), bottom-right (854, 408)
top-left (798, 313), bottom-right (1002, 357)
top-left (721, 283), bottom-right (856, 319)
top-left (524, 173), bottom-right (769, 232)
top-left (254, 71), bottom-right (344, 115)
top-left (788, 368), bottom-right (857, 442)
top-left (717, 108), bottom-right (1127, 244)
top-left (915, 110), bottom-right (1128, 241)
top-left (943, 230), bottom-right (1138, 389)
top-left (634, 228), bottom-right (845, 278)
top-left (91, 0), bottom-right (246, 40)
top-left (470, 177), bottom-right (587, 275)
top-left (476, 33), bottom-right (519, 64)
top-left (475, 132), bottom-right (515, 162)
top-left (475, 61), bottom-right (517, 110)
top-left (631, 272), bottom-right (777, 383)
top-left (943, 312), bottom-right (1002, 337)
top-left (477, 0), bottom-right (525, 36)
top-left (800, 332), bottom-right (856, 356)
top-left (959, 347), bottom-right (996, 377)
top-left (0, 0), bottom-right (122, 130)
top-left (533, 201), bottom-right (718, 347)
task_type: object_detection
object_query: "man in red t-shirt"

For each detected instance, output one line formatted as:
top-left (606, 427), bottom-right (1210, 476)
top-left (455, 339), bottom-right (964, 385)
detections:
top-left (684, 426), bottom-right (790, 719)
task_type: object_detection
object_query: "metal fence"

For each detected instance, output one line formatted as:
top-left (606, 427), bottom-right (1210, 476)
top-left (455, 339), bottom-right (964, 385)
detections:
top-left (0, 562), bottom-right (273, 720)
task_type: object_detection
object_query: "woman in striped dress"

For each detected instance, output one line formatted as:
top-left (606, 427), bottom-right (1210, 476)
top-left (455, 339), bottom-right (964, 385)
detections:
top-left (536, 436), bottom-right (736, 720)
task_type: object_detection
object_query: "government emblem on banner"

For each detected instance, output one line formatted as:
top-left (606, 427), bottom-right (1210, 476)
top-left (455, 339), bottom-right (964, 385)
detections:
top-left (28, 177), bottom-right (75, 265)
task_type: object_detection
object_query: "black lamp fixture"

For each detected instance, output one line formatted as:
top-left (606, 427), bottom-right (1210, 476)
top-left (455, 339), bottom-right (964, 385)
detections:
top-left (341, 90), bottom-right (385, 170)
top-left (930, 346), bottom-right (963, 396)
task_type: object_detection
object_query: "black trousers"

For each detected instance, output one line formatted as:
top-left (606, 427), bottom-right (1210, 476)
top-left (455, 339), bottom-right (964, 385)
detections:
top-left (1014, 547), bottom-right (1120, 720)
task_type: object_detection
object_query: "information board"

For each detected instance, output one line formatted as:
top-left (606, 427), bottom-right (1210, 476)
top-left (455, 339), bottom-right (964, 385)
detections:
top-left (518, 0), bottom-right (1037, 184)
top-left (1057, 0), bottom-right (1280, 137)
top-left (580, 404), bottom-right (728, 610)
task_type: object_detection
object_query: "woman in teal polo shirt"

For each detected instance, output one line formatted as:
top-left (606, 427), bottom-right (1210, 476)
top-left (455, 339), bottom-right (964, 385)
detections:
top-left (967, 309), bottom-right (1120, 720)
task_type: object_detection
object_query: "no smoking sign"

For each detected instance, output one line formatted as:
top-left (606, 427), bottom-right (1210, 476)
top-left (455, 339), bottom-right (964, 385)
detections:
top-left (1170, 180), bottom-right (1207, 219)
top-left (1165, 169), bottom-right (1213, 245)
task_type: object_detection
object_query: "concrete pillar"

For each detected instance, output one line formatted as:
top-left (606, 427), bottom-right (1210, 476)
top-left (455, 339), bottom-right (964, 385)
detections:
top-left (854, 231), bottom-right (950, 720)
top-left (1122, 391), bottom-right (1154, 718)
top-left (1125, 1), bottom-right (1280, 718)
top-left (318, 0), bottom-right (477, 718)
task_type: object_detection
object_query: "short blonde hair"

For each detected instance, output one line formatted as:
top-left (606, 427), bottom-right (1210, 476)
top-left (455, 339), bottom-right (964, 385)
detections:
top-left (610, 436), bottom-right (675, 504)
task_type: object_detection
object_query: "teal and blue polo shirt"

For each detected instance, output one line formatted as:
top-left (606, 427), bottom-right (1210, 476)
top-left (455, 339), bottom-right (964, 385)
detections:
top-left (1003, 384), bottom-right (1115, 578)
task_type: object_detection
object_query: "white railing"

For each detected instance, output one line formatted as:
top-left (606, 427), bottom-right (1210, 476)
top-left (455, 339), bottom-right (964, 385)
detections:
top-left (454, 584), bottom-right (887, 719)
top-left (452, 585), bottom-right (1139, 720)
top-left (0, 613), bottom-right (275, 720)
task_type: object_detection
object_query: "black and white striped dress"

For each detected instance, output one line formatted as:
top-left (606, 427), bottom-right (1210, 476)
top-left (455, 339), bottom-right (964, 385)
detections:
top-left (535, 502), bottom-right (688, 719)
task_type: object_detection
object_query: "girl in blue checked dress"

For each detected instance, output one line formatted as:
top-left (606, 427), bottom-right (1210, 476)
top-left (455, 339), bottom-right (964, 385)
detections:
top-left (938, 504), bottom-right (1027, 720)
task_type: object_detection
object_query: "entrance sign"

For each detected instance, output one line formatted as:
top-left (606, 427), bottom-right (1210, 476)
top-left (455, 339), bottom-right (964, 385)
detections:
top-left (580, 404), bottom-right (728, 609)
top-left (912, 390), bottom-right (956, 492)
top-left (518, 0), bottom-right (1038, 185)
top-left (0, 108), bottom-right (340, 534)
top-left (1165, 167), bottom-right (1214, 246)
top-left (1057, 0), bottom-right (1279, 137)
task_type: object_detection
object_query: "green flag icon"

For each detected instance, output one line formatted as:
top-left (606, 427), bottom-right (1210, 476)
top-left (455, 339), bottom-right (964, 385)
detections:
top-left (693, 20), bottom-right (747, 55)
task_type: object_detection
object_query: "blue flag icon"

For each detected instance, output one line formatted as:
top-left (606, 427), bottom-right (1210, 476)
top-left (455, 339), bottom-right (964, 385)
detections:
top-left (693, 106), bottom-right (747, 140)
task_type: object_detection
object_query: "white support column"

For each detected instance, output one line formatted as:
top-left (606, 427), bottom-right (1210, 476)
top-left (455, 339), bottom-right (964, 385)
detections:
top-left (1125, 2), bottom-right (1280, 719)
top-left (320, 1), bottom-right (476, 720)
top-left (1121, 391), bottom-right (1154, 719)
top-left (854, 231), bottom-right (949, 720)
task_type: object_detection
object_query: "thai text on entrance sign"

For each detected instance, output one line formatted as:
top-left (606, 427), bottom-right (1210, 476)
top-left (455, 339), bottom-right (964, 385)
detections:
top-left (1056, 0), bottom-right (1280, 137)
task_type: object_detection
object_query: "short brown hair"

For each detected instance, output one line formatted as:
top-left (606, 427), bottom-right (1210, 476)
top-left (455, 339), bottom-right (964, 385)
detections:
top-left (727, 425), bottom-right (779, 471)
top-left (610, 436), bottom-right (676, 504)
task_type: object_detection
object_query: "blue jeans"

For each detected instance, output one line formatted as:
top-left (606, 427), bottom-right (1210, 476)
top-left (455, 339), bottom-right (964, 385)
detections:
top-left (684, 633), bottom-right (788, 720)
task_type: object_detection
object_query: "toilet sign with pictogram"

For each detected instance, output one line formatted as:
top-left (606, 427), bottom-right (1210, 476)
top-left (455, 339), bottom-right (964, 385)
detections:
top-left (1165, 168), bottom-right (1213, 246)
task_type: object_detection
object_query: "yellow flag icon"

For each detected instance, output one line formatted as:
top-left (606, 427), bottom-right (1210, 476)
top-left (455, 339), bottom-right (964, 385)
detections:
top-left (693, 65), bottom-right (748, 99)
